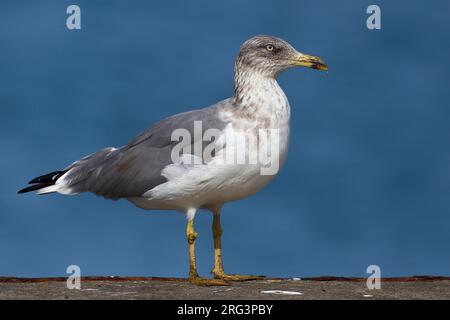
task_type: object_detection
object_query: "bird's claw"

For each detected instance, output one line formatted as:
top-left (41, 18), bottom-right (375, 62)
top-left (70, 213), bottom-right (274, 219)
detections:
top-left (213, 272), bottom-right (266, 281)
top-left (189, 276), bottom-right (229, 286)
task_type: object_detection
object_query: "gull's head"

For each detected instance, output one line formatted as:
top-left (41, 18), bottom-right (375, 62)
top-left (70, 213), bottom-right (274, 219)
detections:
top-left (236, 35), bottom-right (328, 78)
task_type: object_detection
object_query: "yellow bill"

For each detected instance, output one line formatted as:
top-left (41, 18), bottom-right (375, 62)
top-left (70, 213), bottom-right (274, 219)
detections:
top-left (291, 53), bottom-right (328, 71)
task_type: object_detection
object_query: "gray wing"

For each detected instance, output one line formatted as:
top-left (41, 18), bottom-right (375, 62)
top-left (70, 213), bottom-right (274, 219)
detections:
top-left (62, 99), bottom-right (232, 200)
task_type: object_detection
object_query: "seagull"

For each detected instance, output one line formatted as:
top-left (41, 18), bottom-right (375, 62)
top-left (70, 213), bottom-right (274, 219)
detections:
top-left (18, 35), bottom-right (327, 286)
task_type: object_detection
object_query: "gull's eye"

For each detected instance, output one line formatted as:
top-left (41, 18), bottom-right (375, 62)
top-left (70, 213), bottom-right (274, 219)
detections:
top-left (266, 44), bottom-right (274, 52)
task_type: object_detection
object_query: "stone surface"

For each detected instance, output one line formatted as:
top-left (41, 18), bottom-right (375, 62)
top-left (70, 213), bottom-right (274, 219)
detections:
top-left (0, 277), bottom-right (449, 300)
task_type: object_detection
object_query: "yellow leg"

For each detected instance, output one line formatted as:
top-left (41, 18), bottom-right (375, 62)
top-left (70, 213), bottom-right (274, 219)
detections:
top-left (186, 218), bottom-right (228, 286)
top-left (186, 219), bottom-right (199, 278)
top-left (211, 213), bottom-right (265, 281)
top-left (212, 214), bottom-right (224, 274)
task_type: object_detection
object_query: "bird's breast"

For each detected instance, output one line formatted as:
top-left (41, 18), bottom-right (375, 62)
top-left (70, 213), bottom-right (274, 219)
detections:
top-left (228, 76), bottom-right (291, 163)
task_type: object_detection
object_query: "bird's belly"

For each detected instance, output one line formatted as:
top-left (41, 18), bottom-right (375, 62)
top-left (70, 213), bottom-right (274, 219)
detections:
top-left (200, 164), bottom-right (277, 205)
top-left (201, 127), bottom-right (290, 204)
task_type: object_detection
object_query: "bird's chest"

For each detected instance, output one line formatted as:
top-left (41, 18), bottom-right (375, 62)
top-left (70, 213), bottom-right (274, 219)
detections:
top-left (237, 79), bottom-right (291, 127)
top-left (212, 87), bottom-right (291, 200)
top-left (231, 79), bottom-right (291, 163)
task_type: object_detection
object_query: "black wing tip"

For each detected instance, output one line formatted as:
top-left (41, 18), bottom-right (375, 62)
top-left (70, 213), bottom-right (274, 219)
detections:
top-left (17, 188), bottom-right (28, 194)
top-left (19, 170), bottom-right (67, 195)
top-left (17, 184), bottom-right (50, 194)
top-left (28, 171), bottom-right (65, 184)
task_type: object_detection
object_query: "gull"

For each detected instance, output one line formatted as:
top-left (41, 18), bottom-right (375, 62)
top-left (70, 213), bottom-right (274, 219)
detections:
top-left (18, 35), bottom-right (327, 286)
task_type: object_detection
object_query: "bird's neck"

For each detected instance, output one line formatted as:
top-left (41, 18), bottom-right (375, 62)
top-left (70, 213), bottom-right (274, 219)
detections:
top-left (233, 67), bottom-right (290, 126)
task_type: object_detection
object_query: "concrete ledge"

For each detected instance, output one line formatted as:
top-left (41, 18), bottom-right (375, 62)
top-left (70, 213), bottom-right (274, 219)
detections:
top-left (1, 276), bottom-right (449, 300)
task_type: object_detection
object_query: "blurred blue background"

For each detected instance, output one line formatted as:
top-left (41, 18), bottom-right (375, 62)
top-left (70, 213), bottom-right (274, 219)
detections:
top-left (1, 0), bottom-right (449, 278)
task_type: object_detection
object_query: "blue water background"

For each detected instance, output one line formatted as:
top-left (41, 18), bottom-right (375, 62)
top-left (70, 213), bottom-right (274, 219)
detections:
top-left (1, 1), bottom-right (449, 277)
